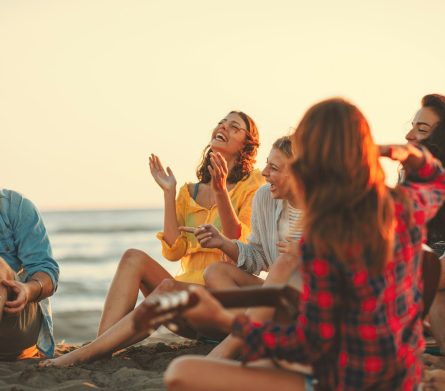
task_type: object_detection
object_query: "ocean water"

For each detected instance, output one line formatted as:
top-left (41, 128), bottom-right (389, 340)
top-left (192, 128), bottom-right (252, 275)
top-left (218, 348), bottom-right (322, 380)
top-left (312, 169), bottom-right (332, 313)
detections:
top-left (42, 208), bottom-right (180, 342)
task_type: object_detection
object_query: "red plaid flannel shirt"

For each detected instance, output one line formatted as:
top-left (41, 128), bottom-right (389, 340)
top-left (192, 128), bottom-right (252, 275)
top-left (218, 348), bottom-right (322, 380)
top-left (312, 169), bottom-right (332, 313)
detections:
top-left (232, 148), bottom-right (445, 391)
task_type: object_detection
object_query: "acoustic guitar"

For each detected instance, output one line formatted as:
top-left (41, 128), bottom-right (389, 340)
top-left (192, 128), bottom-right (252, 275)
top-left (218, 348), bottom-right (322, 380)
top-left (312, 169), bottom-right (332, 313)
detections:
top-left (133, 284), bottom-right (299, 333)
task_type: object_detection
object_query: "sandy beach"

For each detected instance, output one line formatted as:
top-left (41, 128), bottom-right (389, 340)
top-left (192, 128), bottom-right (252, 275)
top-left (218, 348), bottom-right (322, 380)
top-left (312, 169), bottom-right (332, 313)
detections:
top-left (1, 330), bottom-right (444, 391)
top-left (0, 330), bottom-right (214, 391)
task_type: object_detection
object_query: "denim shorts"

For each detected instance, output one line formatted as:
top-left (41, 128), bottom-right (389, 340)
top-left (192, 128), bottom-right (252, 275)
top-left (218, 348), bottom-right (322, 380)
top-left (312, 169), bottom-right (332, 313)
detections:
top-left (305, 375), bottom-right (314, 391)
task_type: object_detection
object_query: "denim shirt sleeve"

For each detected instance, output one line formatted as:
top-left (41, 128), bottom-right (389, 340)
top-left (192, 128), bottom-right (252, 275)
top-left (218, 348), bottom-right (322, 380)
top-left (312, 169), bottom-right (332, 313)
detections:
top-left (9, 192), bottom-right (59, 289)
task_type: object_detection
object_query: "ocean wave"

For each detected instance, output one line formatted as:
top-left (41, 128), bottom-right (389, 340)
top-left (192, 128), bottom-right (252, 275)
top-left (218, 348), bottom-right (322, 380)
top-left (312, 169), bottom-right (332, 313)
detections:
top-left (53, 224), bottom-right (162, 234)
top-left (58, 255), bottom-right (114, 264)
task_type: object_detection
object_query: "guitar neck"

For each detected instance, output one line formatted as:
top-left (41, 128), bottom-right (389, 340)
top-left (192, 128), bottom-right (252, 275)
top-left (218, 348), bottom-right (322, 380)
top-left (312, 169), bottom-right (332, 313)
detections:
top-left (209, 284), bottom-right (295, 308)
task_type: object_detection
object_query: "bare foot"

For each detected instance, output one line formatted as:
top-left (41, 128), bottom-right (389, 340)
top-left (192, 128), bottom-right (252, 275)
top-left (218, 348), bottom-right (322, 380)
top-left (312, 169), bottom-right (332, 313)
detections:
top-left (39, 346), bottom-right (90, 367)
top-left (423, 369), bottom-right (445, 391)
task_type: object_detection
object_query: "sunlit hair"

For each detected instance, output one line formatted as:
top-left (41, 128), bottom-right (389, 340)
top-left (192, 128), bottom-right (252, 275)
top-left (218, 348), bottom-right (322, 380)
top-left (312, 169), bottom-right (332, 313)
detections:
top-left (272, 136), bottom-right (293, 158)
top-left (196, 111), bottom-right (260, 184)
top-left (419, 94), bottom-right (445, 246)
top-left (291, 98), bottom-right (395, 274)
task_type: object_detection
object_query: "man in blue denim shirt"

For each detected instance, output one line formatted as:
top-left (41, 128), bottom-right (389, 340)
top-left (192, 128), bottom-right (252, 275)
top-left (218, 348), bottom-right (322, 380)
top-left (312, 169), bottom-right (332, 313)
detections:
top-left (0, 189), bottom-right (59, 359)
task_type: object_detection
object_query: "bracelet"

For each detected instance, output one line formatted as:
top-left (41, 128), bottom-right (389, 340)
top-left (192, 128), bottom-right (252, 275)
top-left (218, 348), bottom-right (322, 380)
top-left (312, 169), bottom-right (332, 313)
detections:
top-left (30, 277), bottom-right (44, 301)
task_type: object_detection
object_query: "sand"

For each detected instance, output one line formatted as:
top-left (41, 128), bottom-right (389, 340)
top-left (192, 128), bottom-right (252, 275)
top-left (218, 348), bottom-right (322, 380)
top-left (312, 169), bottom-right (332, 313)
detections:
top-left (0, 330), bottom-right (214, 391)
top-left (1, 331), bottom-right (444, 391)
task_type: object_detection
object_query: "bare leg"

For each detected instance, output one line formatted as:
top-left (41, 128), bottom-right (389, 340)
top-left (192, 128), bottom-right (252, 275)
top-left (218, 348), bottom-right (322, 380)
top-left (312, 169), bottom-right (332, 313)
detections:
top-left (430, 291), bottom-right (445, 353)
top-left (209, 254), bottom-right (300, 359)
top-left (42, 250), bottom-right (187, 367)
top-left (429, 257), bottom-right (445, 353)
top-left (204, 263), bottom-right (264, 290)
top-left (42, 299), bottom-right (157, 367)
top-left (97, 249), bottom-right (173, 335)
top-left (164, 355), bottom-right (306, 391)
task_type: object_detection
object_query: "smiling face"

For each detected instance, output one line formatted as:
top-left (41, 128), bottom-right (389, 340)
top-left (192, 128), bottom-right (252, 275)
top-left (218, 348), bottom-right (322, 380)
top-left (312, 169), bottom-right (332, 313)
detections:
top-left (210, 112), bottom-right (247, 158)
top-left (405, 107), bottom-right (440, 143)
top-left (262, 147), bottom-right (294, 200)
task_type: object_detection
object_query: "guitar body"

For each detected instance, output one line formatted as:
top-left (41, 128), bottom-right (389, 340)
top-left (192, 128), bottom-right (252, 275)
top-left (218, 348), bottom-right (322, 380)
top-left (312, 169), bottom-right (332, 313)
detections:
top-left (133, 284), bottom-right (300, 333)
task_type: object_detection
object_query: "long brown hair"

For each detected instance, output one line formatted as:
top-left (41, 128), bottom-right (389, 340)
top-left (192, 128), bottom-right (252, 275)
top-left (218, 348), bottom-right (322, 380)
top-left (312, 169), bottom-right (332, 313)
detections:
top-left (196, 111), bottom-right (260, 184)
top-left (291, 98), bottom-right (395, 274)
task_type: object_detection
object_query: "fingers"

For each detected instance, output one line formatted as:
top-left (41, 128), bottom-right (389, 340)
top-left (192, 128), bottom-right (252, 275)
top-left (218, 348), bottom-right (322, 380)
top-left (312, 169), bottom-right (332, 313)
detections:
top-left (149, 154), bottom-right (166, 173)
top-left (196, 230), bottom-right (214, 245)
top-left (166, 166), bottom-right (175, 178)
top-left (276, 241), bottom-right (289, 254)
top-left (209, 152), bottom-right (228, 185)
top-left (2, 280), bottom-right (27, 313)
top-left (178, 226), bottom-right (197, 234)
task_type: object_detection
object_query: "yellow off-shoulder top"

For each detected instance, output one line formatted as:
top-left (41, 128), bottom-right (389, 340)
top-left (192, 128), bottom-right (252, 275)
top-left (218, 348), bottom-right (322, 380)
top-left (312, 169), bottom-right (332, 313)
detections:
top-left (156, 169), bottom-right (264, 284)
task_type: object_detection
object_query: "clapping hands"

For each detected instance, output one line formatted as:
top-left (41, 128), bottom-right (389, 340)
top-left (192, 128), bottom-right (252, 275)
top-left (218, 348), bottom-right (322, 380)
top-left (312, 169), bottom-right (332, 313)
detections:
top-left (149, 154), bottom-right (177, 193)
top-left (209, 152), bottom-right (228, 193)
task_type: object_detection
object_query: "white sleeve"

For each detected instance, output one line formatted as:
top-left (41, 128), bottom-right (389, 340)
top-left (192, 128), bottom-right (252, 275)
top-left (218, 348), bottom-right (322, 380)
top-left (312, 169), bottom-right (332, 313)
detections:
top-left (236, 186), bottom-right (270, 275)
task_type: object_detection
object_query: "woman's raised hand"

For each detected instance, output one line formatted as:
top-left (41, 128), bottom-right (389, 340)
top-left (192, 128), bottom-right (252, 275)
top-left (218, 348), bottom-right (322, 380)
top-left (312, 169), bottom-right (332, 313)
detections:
top-left (379, 144), bottom-right (425, 171)
top-left (208, 152), bottom-right (229, 193)
top-left (149, 154), bottom-right (177, 192)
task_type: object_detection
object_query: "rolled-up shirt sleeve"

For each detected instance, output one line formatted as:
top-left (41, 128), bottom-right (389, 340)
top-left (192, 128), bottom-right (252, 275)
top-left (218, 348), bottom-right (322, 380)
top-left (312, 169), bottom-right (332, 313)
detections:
top-left (157, 184), bottom-right (189, 261)
top-left (10, 193), bottom-right (59, 290)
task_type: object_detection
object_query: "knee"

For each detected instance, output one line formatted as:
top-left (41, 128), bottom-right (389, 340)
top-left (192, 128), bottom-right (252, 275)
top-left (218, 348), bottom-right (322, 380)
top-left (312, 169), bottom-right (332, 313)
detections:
top-left (204, 262), bottom-right (231, 288)
top-left (153, 278), bottom-right (177, 294)
top-left (164, 356), bottom-right (193, 391)
top-left (119, 249), bottom-right (152, 270)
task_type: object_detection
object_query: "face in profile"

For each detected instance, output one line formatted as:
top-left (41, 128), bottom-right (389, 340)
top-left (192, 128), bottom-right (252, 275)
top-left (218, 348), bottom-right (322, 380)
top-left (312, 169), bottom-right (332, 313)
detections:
top-left (405, 107), bottom-right (440, 143)
top-left (262, 147), bottom-right (294, 200)
top-left (210, 112), bottom-right (247, 157)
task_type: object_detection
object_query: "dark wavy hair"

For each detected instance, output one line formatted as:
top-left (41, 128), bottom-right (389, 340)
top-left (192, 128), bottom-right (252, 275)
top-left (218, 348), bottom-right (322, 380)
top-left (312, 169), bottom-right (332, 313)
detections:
top-left (196, 111), bottom-right (260, 184)
top-left (419, 94), bottom-right (445, 247)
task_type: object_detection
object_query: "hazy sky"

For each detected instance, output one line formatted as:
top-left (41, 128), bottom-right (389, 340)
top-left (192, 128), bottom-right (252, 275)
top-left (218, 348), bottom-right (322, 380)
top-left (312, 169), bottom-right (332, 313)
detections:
top-left (1, 0), bottom-right (444, 210)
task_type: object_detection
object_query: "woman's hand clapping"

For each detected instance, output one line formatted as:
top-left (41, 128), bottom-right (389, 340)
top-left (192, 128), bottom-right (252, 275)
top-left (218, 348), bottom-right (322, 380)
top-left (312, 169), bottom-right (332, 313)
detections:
top-left (149, 154), bottom-right (177, 193)
top-left (209, 152), bottom-right (229, 194)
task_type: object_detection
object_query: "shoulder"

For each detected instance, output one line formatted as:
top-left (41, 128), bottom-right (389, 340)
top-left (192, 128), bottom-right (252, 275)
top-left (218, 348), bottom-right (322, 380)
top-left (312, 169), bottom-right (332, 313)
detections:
top-left (239, 169), bottom-right (265, 190)
top-left (253, 184), bottom-right (273, 202)
top-left (177, 183), bottom-right (192, 203)
top-left (0, 188), bottom-right (28, 211)
top-left (0, 189), bottom-right (40, 225)
top-left (252, 184), bottom-right (280, 211)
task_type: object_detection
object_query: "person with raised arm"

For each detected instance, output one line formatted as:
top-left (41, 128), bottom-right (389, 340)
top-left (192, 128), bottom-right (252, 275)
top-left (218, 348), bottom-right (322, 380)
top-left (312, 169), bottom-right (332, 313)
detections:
top-left (405, 93), bottom-right (445, 370)
top-left (184, 136), bottom-right (304, 359)
top-left (164, 98), bottom-right (445, 391)
top-left (43, 110), bottom-right (264, 367)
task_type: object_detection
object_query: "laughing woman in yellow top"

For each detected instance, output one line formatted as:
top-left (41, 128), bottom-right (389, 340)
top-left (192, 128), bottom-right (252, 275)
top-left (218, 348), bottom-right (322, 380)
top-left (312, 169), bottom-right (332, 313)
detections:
top-left (154, 111), bottom-right (263, 284)
top-left (44, 111), bottom-right (263, 367)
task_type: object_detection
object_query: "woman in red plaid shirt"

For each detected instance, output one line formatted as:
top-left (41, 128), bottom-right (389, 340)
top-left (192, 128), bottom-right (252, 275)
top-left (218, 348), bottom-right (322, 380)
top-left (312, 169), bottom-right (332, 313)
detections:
top-left (164, 98), bottom-right (445, 391)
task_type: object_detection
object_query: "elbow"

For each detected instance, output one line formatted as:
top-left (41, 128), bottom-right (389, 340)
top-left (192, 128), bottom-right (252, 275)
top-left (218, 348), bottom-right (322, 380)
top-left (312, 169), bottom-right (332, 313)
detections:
top-left (225, 223), bottom-right (243, 240)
